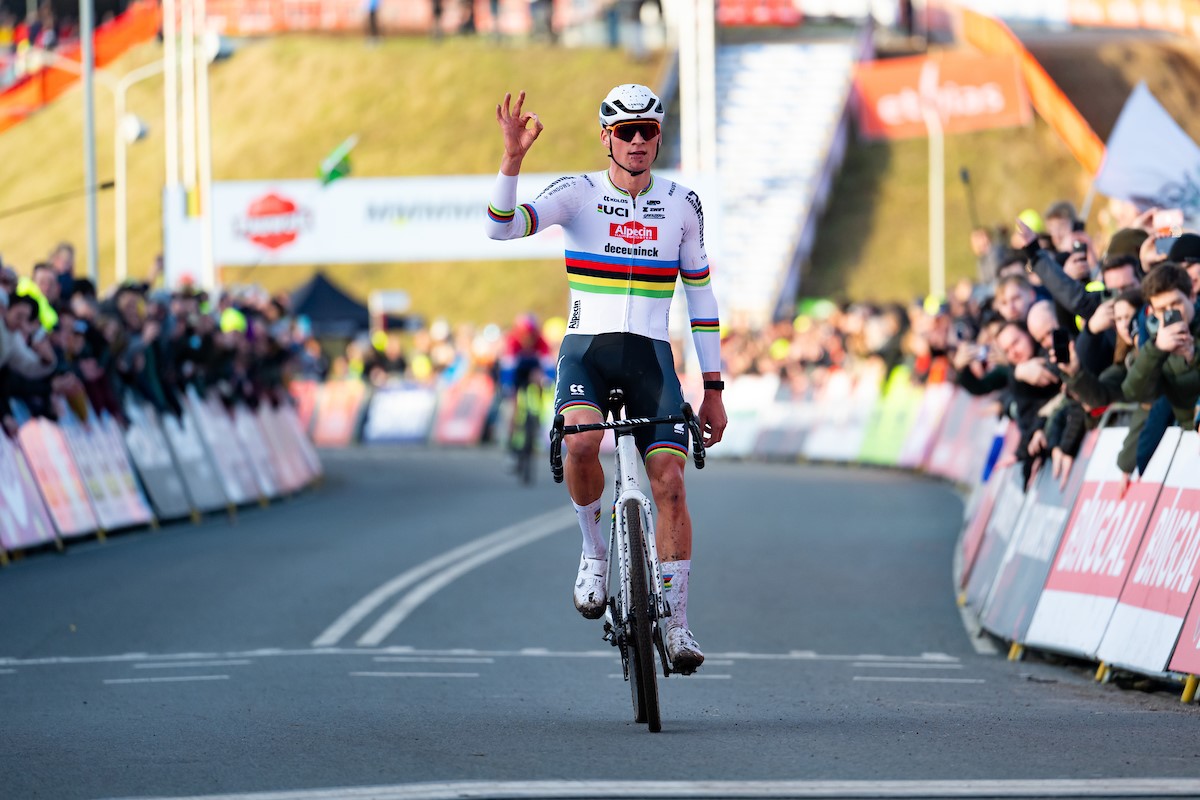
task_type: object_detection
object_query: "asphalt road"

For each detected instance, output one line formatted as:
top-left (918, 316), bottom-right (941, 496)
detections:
top-left (2, 446), bottom-right (1198, 800)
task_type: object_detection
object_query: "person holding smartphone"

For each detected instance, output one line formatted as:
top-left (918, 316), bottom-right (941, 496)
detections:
top-left (1121, 262), bottom-right (1200, 438)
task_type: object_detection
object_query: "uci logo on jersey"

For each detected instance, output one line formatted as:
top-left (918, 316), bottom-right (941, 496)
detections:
top-left (597, 203), bottom-right (629, 218)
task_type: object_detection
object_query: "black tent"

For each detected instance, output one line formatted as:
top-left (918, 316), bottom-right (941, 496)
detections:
top-left (290, 271), bottom-right (370, 338)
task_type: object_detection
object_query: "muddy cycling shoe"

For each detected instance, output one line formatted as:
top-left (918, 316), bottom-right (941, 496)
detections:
top-left (573, 555), bottom-right (608, 619)
top-left (664, 625), bottom-right (705, 674)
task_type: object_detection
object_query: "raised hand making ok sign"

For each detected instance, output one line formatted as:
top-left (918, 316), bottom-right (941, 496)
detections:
top-left (496, 90), bottom-right (544, 176)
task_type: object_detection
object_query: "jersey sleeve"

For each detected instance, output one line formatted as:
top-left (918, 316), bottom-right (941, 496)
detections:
top-left (485, 172), bottom-right (584, 240)
top-left (678, 189), bottom-right (721, 374)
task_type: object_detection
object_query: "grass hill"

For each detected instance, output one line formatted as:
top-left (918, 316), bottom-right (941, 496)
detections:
top-left (3, 28), bottom-right (1198, 321)
top-left (0, 35), bottom-right (664, 325)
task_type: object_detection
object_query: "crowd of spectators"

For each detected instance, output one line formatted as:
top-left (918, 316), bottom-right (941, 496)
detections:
top-left (0, 0), bottom-right (80, 90)
top-left (0, 244), bottom-right (306, 438)
top-left (5, 194), bottom-right (1199, 492)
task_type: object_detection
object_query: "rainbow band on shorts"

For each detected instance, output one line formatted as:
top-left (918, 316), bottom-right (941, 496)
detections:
top-left (645, 441), bottom-right (688, 461)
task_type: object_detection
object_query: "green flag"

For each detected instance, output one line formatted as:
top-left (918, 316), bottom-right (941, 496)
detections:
top-left (319, 134), bottom-right (358, 186)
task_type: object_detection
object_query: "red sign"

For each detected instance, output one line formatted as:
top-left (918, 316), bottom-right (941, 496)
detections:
top-left (610, 222), bottom-right (657, 244)
top-left (853, 51), bottom-right (1031, 140)
top-left (236, 192), bottom-right (311, 250)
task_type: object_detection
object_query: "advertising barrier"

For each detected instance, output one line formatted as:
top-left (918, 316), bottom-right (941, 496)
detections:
top-left (123, 400), bottom-right (194, 521)
top-left (0, 431), bottom-right (58, 552)
top-left (18, 417), bottom-right (99, 538)
top-left (979, 431), bottom-right (1096, 642)
top-left (233, 405), bottom-right (282, 500)
top-left (361, 382), bottom-right (439, 445)
top-left (188, 390), bottom-right (262, 506)
top-left (713, 374), bottom-right (779, 459)
top-left (1023, 427), bottom-right (1179, 659)
top-left (161, 408), bottom-right (230, 513)
top-left (1100, 431), bottom-right (1200, 675)
top-left (312, 380), bottom-right (368, 448)
top-left (430, 373), bottom-right (496, 447)
top-left (58, 408), bottom-right (154, 532)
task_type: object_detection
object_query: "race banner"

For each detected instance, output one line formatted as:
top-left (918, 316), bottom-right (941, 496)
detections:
top-left (288, 379), bottom-right (320, 434)
top-left (431, 372), bottom-right (497, 446)
top-left (979, 431), bottom-right (1096, 643)
top-left (18, 418), bottom-right (99, 538)
top-left (161, 408), bottom-right (230, 513)
top-left (187, 389), bottom-right (261, 507)
top-left (163, 171), bottom-right (720, 283)
top-left (0, 431), bottom-right (58, 552)
top-left (859, 367), bottom-right (923, 466)
top-left (361, 382), bottom-right (438, 445)
top-left (279, 403), bottom-right (324, 478)
top-left (123, 400), bottom-right (194, 521)
top-left (853, 50), bottom-right (1031, 140)
top-left (1102, 431), bottom-right (1200, 675)
top-left (58, 408), bottom-right (154, 532)
top-left (258, 404), bottom-right (313, 492)
top-left (1092, 82), bottom-right (1200, 226)
top-left (233, 405), bottom-right (281, 499)
top-left (950, 419), bottom-right (1017, 587)
top-left (897, 382), bottom-right (955, 469)
top-left (752, 385), bottom-right (815, 460)
top-left (312, 380), bottom-right (369, 448)
top-left (1024, 427), bottom-right (1179, 658)
top-left (802, 366), bottom-right (883, 462)
top-left (963, 460), bottom-right (1032, 610)
top-left (712, 373), bottom-right (779, 459)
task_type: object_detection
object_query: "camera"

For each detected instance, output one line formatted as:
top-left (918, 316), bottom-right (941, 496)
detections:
top-left (1072, 239), bottom-right (1087, 254)
top-left (1162, 308), bottom-right (1184, 328)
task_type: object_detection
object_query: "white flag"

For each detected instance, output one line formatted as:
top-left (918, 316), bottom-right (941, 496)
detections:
top-left (1094, 82), bottom-right (1200, 226)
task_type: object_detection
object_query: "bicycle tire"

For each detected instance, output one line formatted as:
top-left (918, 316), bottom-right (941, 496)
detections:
top-left (519, 402), bottom-right (538, 485)
top-left (622, 497), bottom-right (661, 732)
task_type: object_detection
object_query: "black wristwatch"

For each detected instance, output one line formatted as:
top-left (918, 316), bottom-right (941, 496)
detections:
top-left (703, 380), bottom-right (725, 391)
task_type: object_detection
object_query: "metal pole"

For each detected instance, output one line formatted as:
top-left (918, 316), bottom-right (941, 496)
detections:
top-left (919, 60), bottom-right (945, 301)
top-left (181, 0), bottom-right (197, 206)
top-left (164, 0), bottom-right (180, 188)
top-left (696, 0), bottom-right (717, 175)
top-left (81, 0), bottom-right (99, 285)
top-left (196, 0), bottom-right (216, 290)
top-left (115, 61), bottom-right (167, 286)
top-left (676, 0), bottom-right (697, 173)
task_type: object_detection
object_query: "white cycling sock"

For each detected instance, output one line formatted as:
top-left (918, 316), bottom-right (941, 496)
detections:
top-left (662, 559), bottom-right (690, 630)
top-left (573, 499), bottom-right (606, 560)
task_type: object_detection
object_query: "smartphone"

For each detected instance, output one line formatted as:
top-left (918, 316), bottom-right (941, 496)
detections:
top-left (1153, 208), bottom-right (1184, 236)
top-left (1162, 308), bottom-right (1184, 328)
top-left (1157, 236), bottom-right (1180, 256)
top-left (1052, 328), bottom-right (1071, 364)
top-left (1072, 219), bottom-right (1086, 233)
top-left (1072, 239), bottom-right (1088, 254)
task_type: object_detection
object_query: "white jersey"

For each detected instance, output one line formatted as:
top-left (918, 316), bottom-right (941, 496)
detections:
top-left (485, 169), bottom-right (721, 373)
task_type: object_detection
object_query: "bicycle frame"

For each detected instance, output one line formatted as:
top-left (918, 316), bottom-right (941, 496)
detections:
top-left (608, 429), bottom-right (670, 625)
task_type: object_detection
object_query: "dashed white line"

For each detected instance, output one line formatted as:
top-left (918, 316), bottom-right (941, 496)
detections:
top-left (104, 675), bottom-right (231, 685)
top-left (852, 676), bottom-right (985, 684)
top-left (0, 668), bottom-right (15, 675)
top-left (851, 662), bottom-right (964, 669)
top-left (350, 672), bottom-right (479, 679)
top-left (373, 656), bottom-right (494, 664)
top-left (608, 674), bottom-right (732, 680)
top-left (134, 660), bottom-right (253, 669)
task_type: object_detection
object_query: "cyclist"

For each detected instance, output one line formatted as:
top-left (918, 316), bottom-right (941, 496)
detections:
top-left (498, 313), bottom-right (554, 472)
top-left (485, 85), bottom-right (727, 673)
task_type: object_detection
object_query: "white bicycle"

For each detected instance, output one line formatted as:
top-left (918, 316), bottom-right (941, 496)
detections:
top-left (549, 388), bottom-right (706, 733)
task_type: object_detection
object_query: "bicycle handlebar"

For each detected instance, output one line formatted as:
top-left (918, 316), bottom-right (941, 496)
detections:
top-left (549, 403), bottom-right (706, 483)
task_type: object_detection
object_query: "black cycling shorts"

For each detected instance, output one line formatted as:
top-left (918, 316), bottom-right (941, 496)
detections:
top-left (553, 332), bottom-right (688, 461)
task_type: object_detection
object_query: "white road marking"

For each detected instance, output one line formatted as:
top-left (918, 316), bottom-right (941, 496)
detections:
top-left (350, 672), bottom-right (478, 679)
top-left (99, 778), bottom-right (1200, 799)
top-left (852, 676), bottom-right (986, 684)
top-left (851, 662), bottom-right (964, 669)
top-left (609, 673), bottom-right (731, 680)
top-left (103, 675), bottom-right (231, 685)
top-left (0, 647), bottom-right (960, 669)
top-left (373, 656), bottom-right (494, 664)
top-left (355, 512), bottom-right (575, 646)
top-left (134, 660), bottom-right (253, 669)
top-left (0, 668), bottom-right (15, 674)
top-left (312, 507), bottom-right (573, 648)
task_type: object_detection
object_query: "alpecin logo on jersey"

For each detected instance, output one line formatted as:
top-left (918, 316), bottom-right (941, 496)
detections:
top-left (610, 221), bottom-right (658, 244)
top-left (568, 300), bottom-right (582, 329)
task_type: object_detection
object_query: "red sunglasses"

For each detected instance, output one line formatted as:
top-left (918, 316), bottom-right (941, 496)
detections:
top-left (606, 120), bottom-right (661, 142)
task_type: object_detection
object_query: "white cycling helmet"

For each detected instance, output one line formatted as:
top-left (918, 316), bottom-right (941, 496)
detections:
top-left (598, 84), bottom-right (665, 128)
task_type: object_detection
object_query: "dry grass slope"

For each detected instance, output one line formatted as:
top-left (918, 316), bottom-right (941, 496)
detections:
top-left (0, 34), bottom-right (663, 325)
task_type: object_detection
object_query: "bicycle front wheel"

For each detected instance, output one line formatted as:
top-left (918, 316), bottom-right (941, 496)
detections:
top-left (622, 497), bottom-right (661, 732)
